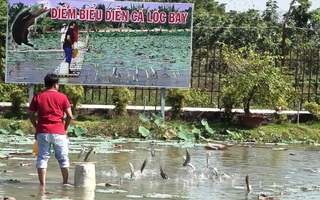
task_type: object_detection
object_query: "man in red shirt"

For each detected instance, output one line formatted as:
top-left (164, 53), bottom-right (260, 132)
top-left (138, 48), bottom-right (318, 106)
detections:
top-left (29, 73), bottom-right (73, 186)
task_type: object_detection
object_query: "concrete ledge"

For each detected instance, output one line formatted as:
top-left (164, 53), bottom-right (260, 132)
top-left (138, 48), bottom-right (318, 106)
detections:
top-left (0, 102), bottom-right (310, 115)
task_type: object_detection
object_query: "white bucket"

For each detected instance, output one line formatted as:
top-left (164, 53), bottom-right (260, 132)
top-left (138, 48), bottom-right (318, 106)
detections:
top-left (59, 62), bottom-right (69, 74)
top-left (74, 162), bottom-right (96, 188)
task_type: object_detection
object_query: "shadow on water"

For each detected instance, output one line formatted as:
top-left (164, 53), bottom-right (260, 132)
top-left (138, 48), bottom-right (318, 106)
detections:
top-left (1, 137), bottom-right (320, 199)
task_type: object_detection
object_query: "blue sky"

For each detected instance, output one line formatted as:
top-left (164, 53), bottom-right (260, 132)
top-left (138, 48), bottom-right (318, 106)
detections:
top-left (217, 0), bottom-right (320, 13)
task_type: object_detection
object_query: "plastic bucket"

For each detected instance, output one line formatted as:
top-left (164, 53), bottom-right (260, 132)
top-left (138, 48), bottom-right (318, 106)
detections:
top-left (74, 162), bottom-right (96, 188)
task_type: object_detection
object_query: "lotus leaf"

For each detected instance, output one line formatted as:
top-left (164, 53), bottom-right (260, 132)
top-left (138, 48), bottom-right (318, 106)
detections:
top-left (0, 129), bottom-right (9, 135)
top-left (67, 125), bottom-right (85, 137)
top-left (201, 119), bottom-right (215, 135)
top-left (154, 118), bottom-right (164, 128)
top-left (14, 129), bottom-right (24, 136)
top-left (139, 113), bottom-right (150, 122)
top-left (178, 125), bottom-right (195, 142)
top-left (138, 126), bottom-right (150, 138)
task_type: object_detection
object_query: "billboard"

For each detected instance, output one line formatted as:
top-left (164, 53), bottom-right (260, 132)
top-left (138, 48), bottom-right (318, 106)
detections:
top-left (6, 0), bottom-right (194, 88)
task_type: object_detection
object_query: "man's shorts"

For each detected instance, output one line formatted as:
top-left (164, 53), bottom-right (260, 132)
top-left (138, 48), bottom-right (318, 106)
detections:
top-left (36, 133), bottom-right (70, 169)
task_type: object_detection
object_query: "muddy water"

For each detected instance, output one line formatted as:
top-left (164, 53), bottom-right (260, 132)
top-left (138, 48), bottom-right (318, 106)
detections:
top-left (1, 136), bottom-right (320, 200)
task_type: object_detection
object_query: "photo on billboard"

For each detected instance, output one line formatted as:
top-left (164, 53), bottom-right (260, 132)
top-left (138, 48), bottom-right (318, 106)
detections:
top-left (6, 0), bottom-right (194, 88)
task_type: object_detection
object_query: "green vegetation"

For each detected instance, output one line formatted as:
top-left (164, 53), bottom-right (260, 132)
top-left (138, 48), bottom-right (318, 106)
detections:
top-left (0, 109), bottom-right (320, 145)
top-left (220, 45), bottom-right (296, 116)
top-left (112, 87), bottom-right (133, 116)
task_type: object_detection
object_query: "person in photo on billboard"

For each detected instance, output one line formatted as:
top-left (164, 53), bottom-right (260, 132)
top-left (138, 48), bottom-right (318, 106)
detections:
top-left (29, 73), bottom-right (73, 186)
top-left (73, 23), bottom-right (79, 49)
top-left (63, 21), bottom-right (77, 74)
top-left (60, 23), bottom-right (67, 49)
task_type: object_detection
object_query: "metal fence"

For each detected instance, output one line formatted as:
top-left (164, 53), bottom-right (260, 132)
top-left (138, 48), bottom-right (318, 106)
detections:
top-left (1, 39), bottom-right (320, 108)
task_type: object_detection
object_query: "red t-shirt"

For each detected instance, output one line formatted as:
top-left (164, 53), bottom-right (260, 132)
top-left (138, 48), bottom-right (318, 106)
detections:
top-left (29, 90), bottom-right (71, 134)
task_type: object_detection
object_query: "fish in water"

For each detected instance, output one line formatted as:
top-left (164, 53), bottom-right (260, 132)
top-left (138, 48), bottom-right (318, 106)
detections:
top-left (140, 158), bottom-right (148, 173)
top-left (160, 165), bottom-right (168, 179)
top-left (129, 162), bottom-right (136, 178)
top-left (12, 2), bottom-right (50, 47)
top-left (84, 147), bottom-right (95, 162)
top-left (182, 148), bottom-right (190, 166)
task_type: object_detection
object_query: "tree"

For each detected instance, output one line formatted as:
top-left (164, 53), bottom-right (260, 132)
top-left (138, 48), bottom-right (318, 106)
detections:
top-left (220, 44), bottom-right (295, 115)
top-left (0, 0), bottom-right (8, 82)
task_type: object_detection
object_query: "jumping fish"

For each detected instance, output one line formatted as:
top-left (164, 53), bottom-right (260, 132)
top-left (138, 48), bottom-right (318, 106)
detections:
top-left (140, 158), bottom-right (148, 173)
top-left (245, 174), bottom-right (251, 192)
top-left (78, 146), bottom-right (86, 161)
top-left (129, 162), bottom-right (136, 178)
top-left (183, 156), bottom-right (196, 173)
top-left (150, 145), bottom-right (155, 157)
top-left (206, 151), bottom-right (210, 168)
top-left (160, 165), bottom-right (168, 179)
top-left (84, 147), bottom-right (95, 162)
top-left (12, 2), bottom-right (50, 47)
top-left (182, 148), bottom-right (190, 166)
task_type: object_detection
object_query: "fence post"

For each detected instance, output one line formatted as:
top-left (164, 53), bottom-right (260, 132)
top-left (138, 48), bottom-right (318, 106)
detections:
top-left (161, 88), bottom-right (165, 123)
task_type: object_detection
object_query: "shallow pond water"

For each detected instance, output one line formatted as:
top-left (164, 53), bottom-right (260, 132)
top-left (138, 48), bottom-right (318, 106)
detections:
top-left (1, 136), bottom-right (320, 200)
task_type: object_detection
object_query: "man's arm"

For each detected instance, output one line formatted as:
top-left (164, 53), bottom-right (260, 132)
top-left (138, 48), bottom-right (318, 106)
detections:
top-left (29, 111), bottom-right (37, 129)
top-left (64, 108), bottom-right (73, 132)
top-left (28, 111), bottom-right (37, 139)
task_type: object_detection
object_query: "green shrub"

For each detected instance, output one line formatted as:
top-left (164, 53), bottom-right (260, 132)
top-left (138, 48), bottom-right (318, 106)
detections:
top-left (10, 87), bottom-right (27, 116)
top-left (112, 87), bottom-right (133, 116)
top-left (61, 85), bottom-right (84, 115)
top-left (303, 101), bottom-right (320, 121)
top-left (186, 88), bottom-right (211, 107)
top-left (166, 89), bottom-right (191, 119)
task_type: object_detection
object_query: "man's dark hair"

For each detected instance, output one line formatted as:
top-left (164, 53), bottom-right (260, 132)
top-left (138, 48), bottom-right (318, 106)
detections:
top-left (69, 21), bottom-right (76, 27)
top-left (44, 73), bottom-right (59, 88)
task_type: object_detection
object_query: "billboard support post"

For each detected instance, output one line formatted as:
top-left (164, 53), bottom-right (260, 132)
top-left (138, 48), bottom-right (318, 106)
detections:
top-left (160, 88), bottom-right (166, 124)
top-left (28, 83), bottom-right (34, 105)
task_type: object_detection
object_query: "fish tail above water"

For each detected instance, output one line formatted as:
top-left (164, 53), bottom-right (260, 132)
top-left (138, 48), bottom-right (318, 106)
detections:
top-left (182, 148), bottom-right (190, 166)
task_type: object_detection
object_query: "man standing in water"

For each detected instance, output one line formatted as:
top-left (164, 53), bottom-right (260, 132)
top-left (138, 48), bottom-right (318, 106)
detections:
top-left (63, 21), bottom-right (76, 74)
top-left (29, 73), bottom-right (72, 186)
